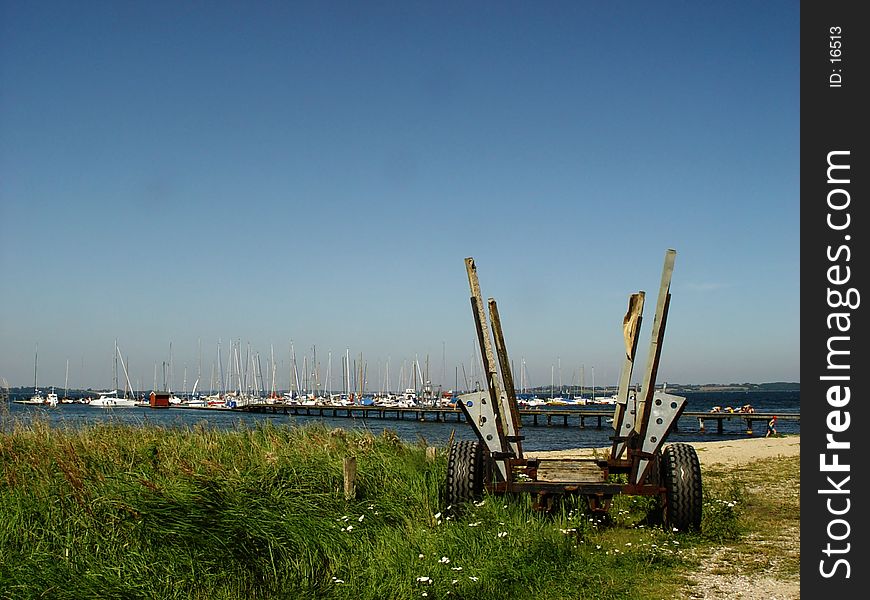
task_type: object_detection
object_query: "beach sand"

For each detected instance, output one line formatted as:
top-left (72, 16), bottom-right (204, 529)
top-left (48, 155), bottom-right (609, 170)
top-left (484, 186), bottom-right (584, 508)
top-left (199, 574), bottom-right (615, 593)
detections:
top-left (526, 434), bottom-right (800, 466)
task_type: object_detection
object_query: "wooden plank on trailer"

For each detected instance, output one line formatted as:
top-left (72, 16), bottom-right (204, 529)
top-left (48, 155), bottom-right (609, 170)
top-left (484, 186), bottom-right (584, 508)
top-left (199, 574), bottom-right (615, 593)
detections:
top-left (535, 459), bottom-right (607, 483)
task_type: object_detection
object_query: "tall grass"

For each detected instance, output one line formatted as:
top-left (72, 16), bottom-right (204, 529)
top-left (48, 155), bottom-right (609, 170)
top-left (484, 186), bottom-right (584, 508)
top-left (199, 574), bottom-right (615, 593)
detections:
top-left (1, 417), bottom-right (739, 599)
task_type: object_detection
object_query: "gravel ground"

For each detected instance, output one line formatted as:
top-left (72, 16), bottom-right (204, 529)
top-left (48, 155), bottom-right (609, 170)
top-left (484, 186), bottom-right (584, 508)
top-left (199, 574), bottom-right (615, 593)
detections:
top-left (683, 436), bottom-right (801, 600)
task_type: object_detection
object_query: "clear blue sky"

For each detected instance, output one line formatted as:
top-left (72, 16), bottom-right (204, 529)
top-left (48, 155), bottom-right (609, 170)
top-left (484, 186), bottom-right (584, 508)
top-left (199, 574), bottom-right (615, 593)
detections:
top-left (1, 1), bottom-right (799, 390)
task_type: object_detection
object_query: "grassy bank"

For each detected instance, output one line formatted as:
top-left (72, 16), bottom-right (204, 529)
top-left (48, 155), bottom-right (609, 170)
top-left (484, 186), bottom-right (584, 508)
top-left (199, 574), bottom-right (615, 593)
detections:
top-left (0, 418), bottom-right (792, 599)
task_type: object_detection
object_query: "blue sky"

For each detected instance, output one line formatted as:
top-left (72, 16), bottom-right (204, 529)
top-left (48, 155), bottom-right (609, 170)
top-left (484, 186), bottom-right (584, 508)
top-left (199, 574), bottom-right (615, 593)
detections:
top-left (1, 1), bottom-right (799, 390)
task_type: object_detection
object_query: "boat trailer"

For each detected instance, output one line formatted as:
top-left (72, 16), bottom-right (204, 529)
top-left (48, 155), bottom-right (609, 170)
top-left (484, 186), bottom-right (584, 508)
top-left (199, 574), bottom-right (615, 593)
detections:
top-left (445, 249), bottom-right (703, 531)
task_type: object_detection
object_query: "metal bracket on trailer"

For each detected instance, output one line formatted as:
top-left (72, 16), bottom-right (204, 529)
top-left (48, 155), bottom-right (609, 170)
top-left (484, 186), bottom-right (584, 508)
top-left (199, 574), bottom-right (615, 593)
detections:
top-left (612, 390), bottom-right (639, 460)
top-left (633, 391), bottom-right (687, 481)
top-left (612, 389), bottom-right (686, 464)
top-left (456, 390), bottom-right (510, 480)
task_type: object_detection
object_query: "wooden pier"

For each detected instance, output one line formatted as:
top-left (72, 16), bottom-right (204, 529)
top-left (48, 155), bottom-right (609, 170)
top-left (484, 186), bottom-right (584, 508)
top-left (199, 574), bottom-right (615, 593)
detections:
top-left (229, 403), bottom-right (798, 435)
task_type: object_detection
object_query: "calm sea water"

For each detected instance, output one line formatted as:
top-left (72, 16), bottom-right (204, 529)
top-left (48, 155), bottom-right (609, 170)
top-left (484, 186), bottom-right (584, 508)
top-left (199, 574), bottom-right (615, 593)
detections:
top-left (2, 391), bottom-right (798, 452)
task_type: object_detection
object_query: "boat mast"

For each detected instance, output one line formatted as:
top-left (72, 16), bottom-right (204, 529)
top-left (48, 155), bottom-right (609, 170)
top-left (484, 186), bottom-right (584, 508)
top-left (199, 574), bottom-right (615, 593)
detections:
top-left (242, 343), bottom-right (250, 395)
top-left (116, 344), bottom-right (135, 400)
top-left (235, 343), bottom-right (242, 395)
top-left (197, 338), bottom-right (202, 394)
top-left (270, 344), bottom-right (277, 397)
top-left (33, 343), bottom-right (39, 394)
top-left (291, 340), bottom-right (300, 399)
top-left (217, 339), bottom-right (223, 395)
top-left (592, 366), bottom-right (596, 402)
top-left (113, 339), bottom-right (119, 392)
top-left (259, 352), bottom-right (264, 397)
top-left (384, 356), bottom-right (390, 396)
top-left (287, 340), bottom-right (293, 398)
top-left (520, 356), bottom-right (526, 394)
top-left (360, 353), bottom-right (365, 400)
top-left (325, 350), bottom-right (331, 397)
top-left (345, 348), bottom-right (350, 398)
top-left (310, 345), bottom-right (316, 398)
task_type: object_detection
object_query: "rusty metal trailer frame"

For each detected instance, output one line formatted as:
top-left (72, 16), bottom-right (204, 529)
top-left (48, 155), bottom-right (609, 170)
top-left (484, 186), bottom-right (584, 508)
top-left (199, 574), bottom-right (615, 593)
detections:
top-left (447, 249), bottom-right (701, 529)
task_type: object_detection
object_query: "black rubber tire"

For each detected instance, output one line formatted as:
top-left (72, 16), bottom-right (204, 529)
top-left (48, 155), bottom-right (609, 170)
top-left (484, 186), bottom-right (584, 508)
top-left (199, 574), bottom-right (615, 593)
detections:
top-left (445, 440), bottom-right (485, 506)
top-left (660, 443), bottom-right (703, 531)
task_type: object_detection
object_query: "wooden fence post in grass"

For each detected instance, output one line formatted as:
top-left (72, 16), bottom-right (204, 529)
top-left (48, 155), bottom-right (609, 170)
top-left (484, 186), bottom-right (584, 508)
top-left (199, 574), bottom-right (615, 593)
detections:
top-left (343, 456), bottom-right (357, 500)
top-left (426, 446), bottom-right (437, 462)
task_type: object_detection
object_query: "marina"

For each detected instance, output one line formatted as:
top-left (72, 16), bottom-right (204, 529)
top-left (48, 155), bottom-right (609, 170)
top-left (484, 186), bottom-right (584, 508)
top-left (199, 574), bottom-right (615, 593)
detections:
top-left (4, 391), bottom-right (800, 452)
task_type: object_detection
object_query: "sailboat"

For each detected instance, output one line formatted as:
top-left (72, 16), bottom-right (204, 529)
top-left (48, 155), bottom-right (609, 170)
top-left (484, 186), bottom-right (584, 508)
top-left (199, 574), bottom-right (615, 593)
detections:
top-left (89, 341), bottom-right (138, 407)
top-left (90, 389), bottom-right (137, 407)
top-left (571, 364), bottom-right (590, 404)
top-left (547, 363), bottom-right (568, 405)
top-left (17, 345), bottom-right (46, 404)
top-left (587, 367), bottom-right (617, 405)
top-left (61, 359), bottom-right (75, 403)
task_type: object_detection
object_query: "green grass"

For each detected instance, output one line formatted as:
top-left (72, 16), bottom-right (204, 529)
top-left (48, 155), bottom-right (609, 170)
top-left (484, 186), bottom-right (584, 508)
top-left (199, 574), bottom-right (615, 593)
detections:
top-left (698, 454), bottom-right (800, 579)
top-left (1, 417), bottom-right (790, 599)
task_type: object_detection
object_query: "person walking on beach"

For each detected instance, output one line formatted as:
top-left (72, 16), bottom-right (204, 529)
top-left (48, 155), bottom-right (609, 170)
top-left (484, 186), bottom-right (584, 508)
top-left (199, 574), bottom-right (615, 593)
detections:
top-left (766, 415), bottom-right (777, 437)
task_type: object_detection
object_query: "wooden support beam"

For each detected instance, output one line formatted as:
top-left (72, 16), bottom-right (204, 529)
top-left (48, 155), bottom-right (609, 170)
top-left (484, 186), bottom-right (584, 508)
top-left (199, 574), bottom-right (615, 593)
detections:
top-left (464, 258), bottom-right (514, 481)
top-left (610, 292), bottom-right (645, 460)
top-left (631, 249), bottom-right (677, 485)
top-left (488, 298), bottom-right (524, 458)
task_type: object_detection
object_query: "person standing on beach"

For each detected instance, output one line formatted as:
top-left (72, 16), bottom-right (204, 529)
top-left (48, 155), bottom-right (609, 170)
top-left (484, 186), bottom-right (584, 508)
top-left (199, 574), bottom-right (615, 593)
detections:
top-left (765, 415), bottom-right (777, 437)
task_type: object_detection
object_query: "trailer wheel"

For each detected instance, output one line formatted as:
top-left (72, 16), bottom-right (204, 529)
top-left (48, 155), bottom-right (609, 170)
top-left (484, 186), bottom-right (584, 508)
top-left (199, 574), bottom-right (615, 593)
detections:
top-left (445, 440), bottom-right (485, 505)
top-left (660, 443), bottom-right (702, 531)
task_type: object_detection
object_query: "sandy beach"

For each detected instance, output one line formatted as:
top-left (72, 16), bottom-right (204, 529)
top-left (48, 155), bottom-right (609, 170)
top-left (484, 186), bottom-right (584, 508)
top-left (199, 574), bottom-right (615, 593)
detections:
top-left (527, 434), bottom-right (800, 467)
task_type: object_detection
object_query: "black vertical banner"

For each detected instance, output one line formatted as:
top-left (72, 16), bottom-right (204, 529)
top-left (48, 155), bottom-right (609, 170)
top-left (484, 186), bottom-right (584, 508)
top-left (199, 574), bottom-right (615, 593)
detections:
top-left (802, 1), bottom-right (868, 596)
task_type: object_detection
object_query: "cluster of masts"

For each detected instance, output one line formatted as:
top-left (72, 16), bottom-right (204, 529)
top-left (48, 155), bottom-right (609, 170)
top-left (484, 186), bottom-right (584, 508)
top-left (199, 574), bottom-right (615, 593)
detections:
top-left (16, 339), bottom-right (619, 407)
top-left (166, 340), bottom-right (449, 403)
